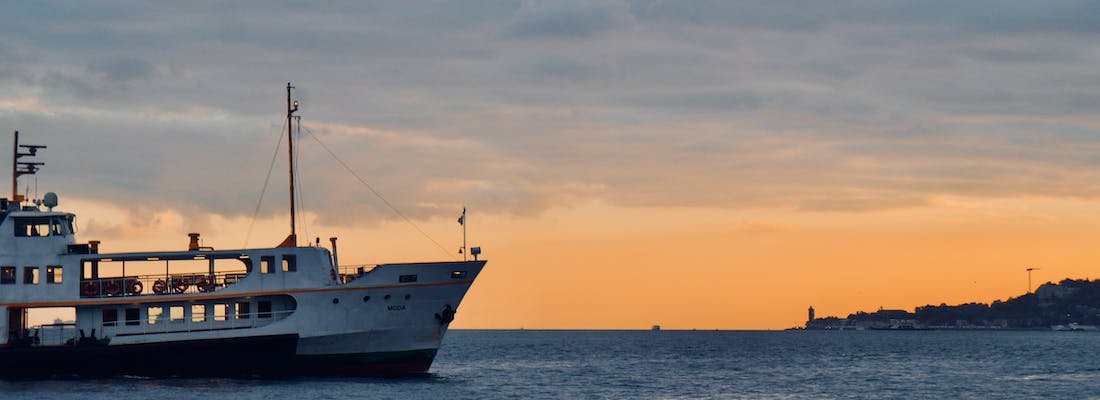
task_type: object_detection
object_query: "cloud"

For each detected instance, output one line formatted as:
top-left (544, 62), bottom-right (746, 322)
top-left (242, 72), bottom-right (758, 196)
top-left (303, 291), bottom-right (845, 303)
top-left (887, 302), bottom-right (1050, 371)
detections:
top-left (88, 56), bottom-right (155, 82)
top-left (2, 0), bottom-right (1100, 224)
top-left (504, 1), bottom-right (619, 39)
top-left (0, 43), bottom-right (29, 81)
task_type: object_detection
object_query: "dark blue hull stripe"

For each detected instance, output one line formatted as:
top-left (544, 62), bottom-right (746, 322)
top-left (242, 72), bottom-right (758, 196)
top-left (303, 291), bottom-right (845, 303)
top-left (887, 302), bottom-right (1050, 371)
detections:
top-left (0, 334), bottom-right (437, 378)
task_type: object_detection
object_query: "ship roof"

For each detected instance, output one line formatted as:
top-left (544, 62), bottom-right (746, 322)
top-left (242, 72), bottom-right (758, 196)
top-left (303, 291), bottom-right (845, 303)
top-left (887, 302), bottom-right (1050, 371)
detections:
top-left (75, 249), bottom-right (278, 262)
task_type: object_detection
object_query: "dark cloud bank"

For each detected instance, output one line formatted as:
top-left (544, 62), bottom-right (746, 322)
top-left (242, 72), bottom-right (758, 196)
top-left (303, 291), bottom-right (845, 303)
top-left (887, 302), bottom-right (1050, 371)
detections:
top-left (2, 1), bottom-right (1099, 224)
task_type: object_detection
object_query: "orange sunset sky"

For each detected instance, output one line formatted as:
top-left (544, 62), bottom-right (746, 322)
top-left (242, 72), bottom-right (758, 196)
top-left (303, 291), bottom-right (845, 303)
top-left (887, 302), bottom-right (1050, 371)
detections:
top-left (5, 2), bottom-right (1100, 329)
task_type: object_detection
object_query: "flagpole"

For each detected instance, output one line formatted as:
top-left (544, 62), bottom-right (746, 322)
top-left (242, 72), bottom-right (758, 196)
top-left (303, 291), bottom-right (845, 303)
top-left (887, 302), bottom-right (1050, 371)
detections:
top-left (462, 207), bottom-right (467, 262)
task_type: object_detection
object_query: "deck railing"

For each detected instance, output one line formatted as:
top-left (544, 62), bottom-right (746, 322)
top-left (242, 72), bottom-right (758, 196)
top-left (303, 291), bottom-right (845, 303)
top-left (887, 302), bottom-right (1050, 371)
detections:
top-left (78, 270), bottom-right (249, 298)
top-left (27, 323), bottom-right (79, 347)
top-left (338, 264), bottom-right (377, 284)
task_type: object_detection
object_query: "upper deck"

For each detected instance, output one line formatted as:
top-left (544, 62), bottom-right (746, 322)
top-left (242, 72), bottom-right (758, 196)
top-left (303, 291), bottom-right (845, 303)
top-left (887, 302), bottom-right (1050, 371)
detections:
top-left (0, 198), bottom-right (338, 305)
top-left (68, 245), bottom-right (337, 302)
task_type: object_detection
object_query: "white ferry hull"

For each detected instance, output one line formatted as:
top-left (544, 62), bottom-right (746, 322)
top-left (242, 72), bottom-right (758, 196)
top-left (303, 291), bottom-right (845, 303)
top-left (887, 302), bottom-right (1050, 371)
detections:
top-left (0, 259), bottom-right (485, 377)
top-left (290, 260), bottom-right (485, 373)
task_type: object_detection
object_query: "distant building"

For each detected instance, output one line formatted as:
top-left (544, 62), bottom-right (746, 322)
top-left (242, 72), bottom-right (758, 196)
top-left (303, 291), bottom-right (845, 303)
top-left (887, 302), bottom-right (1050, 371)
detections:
top-left (808, 306), bottom-right (815, 323)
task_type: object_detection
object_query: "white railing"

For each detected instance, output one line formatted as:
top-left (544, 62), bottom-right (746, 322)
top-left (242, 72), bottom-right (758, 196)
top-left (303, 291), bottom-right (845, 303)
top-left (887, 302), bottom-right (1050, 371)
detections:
top-left (338, 264), bottom-right (377, 284)
top-left (28, 323), bottom-right (79, 347)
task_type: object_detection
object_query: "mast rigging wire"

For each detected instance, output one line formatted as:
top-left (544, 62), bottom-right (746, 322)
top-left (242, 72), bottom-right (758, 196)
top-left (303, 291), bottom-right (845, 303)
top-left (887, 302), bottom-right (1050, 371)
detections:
top-left (301, 124), bottom-right (456, 260)
top-left (243, 119), bottom-right (287, 248)
top-left (293, 117), bottom-right (311, 245)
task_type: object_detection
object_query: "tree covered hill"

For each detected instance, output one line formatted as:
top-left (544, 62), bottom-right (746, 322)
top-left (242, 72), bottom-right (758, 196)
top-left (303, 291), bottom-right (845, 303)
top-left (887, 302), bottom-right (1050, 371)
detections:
top-left (807, 279), bottom-right (1100, 329)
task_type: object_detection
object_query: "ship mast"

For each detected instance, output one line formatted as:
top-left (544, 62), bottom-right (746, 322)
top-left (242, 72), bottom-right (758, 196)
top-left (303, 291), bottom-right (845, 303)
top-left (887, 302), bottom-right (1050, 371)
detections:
top-left (11, 131), bottom-right (46, 203)
top-left (278, 83), bottom-right (300, 247)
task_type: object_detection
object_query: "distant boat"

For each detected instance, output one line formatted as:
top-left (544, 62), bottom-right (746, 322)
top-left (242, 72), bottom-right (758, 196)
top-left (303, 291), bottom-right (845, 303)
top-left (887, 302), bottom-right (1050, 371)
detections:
top-left (1051, 323), bottom-right (1098, 331)
top-left (652, 325), bottom-right (661, 331)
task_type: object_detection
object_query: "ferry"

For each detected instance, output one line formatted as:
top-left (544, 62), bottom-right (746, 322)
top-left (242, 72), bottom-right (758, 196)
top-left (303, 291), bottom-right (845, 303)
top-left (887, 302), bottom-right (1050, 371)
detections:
top-left (0, 84), bottom-right (486, 377)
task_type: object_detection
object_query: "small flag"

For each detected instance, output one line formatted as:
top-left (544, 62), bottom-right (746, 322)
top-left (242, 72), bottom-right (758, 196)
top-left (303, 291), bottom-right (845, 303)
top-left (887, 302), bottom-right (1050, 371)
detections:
top-left (457, 207), bottom-right (465, 225)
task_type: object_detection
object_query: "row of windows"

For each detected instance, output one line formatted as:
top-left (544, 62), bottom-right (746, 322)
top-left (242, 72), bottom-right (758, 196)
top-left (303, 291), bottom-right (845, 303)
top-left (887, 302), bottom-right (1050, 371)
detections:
top-left (103, 301), bottom-right (275, 326)
top-left (0, 266), bottom-right (62, 285)
top-left (14, 216), bottom-right (74, 237)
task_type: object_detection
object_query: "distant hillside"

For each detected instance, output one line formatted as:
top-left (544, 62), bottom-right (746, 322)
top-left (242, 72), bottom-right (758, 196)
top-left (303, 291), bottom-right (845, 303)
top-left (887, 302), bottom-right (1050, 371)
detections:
top-left (806, 278), bottom-right (1100, 330)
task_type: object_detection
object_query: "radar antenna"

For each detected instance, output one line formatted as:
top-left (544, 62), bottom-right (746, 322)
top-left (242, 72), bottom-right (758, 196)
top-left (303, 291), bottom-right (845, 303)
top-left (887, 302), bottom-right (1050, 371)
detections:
top-left (12, 131), bottom-right (46, 202)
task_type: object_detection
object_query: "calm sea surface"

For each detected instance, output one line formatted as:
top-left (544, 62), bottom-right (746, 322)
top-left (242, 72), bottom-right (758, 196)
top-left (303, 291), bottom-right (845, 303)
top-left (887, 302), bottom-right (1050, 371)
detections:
top-left (2, 330), bottom-right (1099, 399)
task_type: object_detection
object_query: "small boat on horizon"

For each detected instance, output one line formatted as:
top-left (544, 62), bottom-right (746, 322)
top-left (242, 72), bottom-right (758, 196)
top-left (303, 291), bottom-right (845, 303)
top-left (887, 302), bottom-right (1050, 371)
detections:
top-left (1051, 323), bottom-right (1098, 331)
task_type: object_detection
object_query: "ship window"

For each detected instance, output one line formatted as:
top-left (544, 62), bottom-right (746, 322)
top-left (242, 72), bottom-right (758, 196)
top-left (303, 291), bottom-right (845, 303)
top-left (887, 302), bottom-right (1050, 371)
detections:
top-left (23, 267), bottom-right (39, 284)
top-left (47, 266), bottom-right (62, 284)
top-left (103, 309), bottom-right (118, 327)
top-left (258, 301), bottom-right (272, 318)
top-left (148, 306), bottom-right (164, 325)
top-left (14, 217), bottom-right (51, 237)
top-left (125, 308), bottom-right (140, 326)
top-left (52, 217), bottom-right (73, 236)
top-left (282, 255), bottom-right (296, 272)
top-left (50, 218), bottom-right (68, 236)
top-left (399, 274), bottom-right (418, 283)
top-left (236, 302), bottom-right (251, 319)
top-left (451, 271), bottom-right (467, 279)
top-left (170, 306), bottom-right (184, 322)
top-left (261, 256), bottom-right (274, 274)
top-left (214, 303), bottom-right (228, 321)
top-left (1, 266), bottom-right (14, 284)
top-left (192, 305), bottom-right (207, 323)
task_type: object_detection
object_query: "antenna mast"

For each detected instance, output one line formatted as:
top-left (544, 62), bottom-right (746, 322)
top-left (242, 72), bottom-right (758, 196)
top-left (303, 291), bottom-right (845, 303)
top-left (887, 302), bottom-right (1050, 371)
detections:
top-left (11, 131), bottom-right (46, 203)
top-left (1026, 267), bottom-right (1040, 294)
top-left (279, 83), bottom-right (300, 247)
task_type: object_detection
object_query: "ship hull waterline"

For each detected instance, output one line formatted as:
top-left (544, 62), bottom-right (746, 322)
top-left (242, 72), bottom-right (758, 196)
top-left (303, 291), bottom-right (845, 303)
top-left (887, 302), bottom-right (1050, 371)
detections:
top-left (0, 334), bottom-right (441, 378)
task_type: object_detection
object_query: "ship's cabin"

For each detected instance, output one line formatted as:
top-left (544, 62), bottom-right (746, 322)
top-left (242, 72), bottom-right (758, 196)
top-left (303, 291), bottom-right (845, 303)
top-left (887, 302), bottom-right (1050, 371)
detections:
top-left (12, 214), bottom-right (74, 238)
top-left (0, 196), bottom-right (331, 348)
top-left (0, 207), bottom-right (78, 250)
top-left (3, 244), bottom-right (325, 348)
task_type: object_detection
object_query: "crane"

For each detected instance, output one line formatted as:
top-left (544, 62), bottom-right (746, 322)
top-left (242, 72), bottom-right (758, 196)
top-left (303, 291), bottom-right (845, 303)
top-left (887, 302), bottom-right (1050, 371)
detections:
top-left (1026, 267), bottom-right (1040, 294)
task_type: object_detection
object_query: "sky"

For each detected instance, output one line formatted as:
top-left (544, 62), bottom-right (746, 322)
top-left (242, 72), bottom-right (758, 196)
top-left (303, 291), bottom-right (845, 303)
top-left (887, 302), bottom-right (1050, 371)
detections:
top-left (4, 1), bottom-right (1100, 329)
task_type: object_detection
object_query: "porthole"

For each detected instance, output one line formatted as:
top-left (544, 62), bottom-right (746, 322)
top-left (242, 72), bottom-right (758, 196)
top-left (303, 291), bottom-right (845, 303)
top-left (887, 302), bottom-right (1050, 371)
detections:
top-left (332, 298), bottom-right (340, 304)
top-left (362, 295), bottom-right (370, 302)
top-left (384, 294), bottom-right (391, 300)
top-left (404, 294), bottom-right (411, 300)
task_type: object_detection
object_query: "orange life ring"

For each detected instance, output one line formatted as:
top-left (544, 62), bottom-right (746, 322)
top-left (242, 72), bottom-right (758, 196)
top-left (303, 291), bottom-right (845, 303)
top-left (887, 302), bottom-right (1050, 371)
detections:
top-left (129, 280), bottom-right (143, 295)
top-left (104, 280), bottom-right (122, 296)
top-left (81, 282), bottom-right (99, 297)
top-left (197, 277), bottom-right (214, 292)
top-left (152, 280), bottom-right (167, 294)
top-left (171, 277), bottom-right (190, 293)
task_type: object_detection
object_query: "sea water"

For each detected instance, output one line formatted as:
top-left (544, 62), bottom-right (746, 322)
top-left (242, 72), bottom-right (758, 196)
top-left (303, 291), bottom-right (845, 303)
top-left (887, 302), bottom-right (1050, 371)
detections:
top-left (1, 330), bottom-right (1099, 399)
